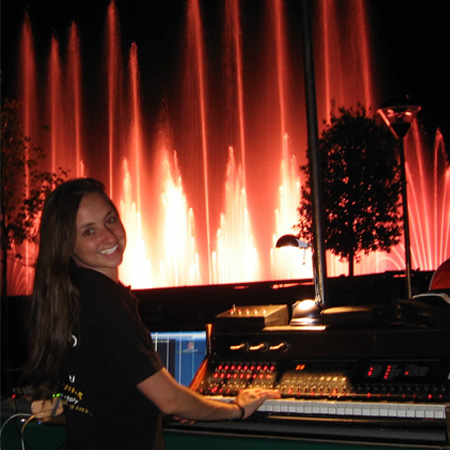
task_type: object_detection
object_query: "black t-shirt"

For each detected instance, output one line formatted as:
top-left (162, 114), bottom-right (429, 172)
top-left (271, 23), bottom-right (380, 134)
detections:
top-left (62, 264), bottom-right (165, 450)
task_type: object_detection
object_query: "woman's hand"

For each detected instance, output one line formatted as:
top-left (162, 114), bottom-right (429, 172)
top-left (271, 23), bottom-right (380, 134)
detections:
top-left (233, 388), bottom-right (281, 419)
top-left (138, 368), bottom-right (280, 421)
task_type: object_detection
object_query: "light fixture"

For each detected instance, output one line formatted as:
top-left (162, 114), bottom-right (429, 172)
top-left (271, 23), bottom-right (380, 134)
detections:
top-left (377, 99), bottom-right (421, 139)
top-left (290, 298), bottom-right (322, 326)
top-left (275, 234), bottom-right (309, 249)
top-left (276, 234), bottom-right (322, 325)
top-left (377, 99), bottom-right (421, 300)
top-left (275, 234), bottom-right (310, 265)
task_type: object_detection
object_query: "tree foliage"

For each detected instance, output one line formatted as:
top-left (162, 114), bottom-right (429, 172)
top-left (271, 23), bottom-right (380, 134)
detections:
top-left (296, 104), bottom-right (403, 276)
top-left (1, 99), bottom-right (67, 296)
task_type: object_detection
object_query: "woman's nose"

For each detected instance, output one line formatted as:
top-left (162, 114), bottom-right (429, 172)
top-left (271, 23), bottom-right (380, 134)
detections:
top-left (101, 225), bottom-right (117, 240)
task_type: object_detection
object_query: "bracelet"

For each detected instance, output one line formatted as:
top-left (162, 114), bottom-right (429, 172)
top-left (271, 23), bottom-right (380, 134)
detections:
top-left (231, 401), bottom-right (245, 420)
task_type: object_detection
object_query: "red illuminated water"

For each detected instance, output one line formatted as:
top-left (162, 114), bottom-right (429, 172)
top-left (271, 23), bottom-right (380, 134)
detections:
top-left (7, 1), bottom-right (449, 295)
top-left (106, 2), bottom-right (122, 198)
top-left (214, 146), bottom-right (260, 283)
top-left (406, 126), bottom-right (450, 270)
top-left (68, 23), bottom-right (83, 178)
top-left (20, 14), bottom-right (36, 142)
top-left (17, 14), bottom-right (36, 292)
top-left (187, 0), bottom-right (212, 282)
top-left (316, 0), bottom-right (374, 118)
top-left (152, 126), bottom-right (201, 286)
top-left (225, 0), bottom-right (247, 182)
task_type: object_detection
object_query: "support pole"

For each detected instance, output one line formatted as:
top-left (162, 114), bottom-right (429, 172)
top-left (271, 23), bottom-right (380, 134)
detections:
top-left (398, 138), bottom-right (413, 299)
top-left (299, 0), bottom-right (329, 307)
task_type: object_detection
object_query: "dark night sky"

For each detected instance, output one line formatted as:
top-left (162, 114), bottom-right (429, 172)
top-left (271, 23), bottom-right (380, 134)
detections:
top-left (2, 0), bottom-right (450, 146)
top-left (369, 1), bottom-right (450, 145)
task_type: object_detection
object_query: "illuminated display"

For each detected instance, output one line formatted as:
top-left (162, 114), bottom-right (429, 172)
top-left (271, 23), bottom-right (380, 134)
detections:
top-left (151, 331), bottom-right (206, 386)
top-left (364, 360), bottom-right (438, 383)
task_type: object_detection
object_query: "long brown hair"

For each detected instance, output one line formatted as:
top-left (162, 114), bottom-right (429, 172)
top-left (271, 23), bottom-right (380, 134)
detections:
top-left (27, 178), bottom-right (112, 390)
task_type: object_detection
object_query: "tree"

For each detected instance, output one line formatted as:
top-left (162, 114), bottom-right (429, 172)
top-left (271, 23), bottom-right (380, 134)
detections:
top-left (1, 99), bottom-right (67, 298)
top-left (297, 104), bottom-right (403, 277)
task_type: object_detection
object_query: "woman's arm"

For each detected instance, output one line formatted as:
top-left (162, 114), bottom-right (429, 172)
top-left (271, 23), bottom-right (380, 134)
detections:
top-left (137, 368), bottom-right (280, 421)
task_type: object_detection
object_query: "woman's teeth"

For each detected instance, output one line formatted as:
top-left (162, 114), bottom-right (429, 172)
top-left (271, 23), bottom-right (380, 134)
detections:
top-left (100, 244), bottom-right (118, 255)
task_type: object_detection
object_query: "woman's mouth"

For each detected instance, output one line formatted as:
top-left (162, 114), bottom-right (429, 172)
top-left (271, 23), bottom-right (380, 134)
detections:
top-left (100, 244), bottom-right (119, 256)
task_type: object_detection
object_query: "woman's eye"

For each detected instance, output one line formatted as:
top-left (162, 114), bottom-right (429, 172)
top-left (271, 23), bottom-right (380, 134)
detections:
top-left (106, 216), bottom-right (117, 225)
top-left (83, 229), bottom-right (94, 236)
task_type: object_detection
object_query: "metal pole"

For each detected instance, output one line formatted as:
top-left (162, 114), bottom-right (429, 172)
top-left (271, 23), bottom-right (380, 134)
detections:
top-left (299, 0), bottom-right (329, 307)
top-left (398, 138), bottom-right (413, 299)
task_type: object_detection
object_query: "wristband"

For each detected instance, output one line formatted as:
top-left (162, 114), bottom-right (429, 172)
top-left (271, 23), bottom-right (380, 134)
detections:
top-left (231, 401), bottom-right (245, 420)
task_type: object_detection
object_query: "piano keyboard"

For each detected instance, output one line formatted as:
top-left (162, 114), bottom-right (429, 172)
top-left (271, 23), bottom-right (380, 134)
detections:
top-left (207, 395), bottom-right (449, 420)
top-left (259, 398), bottom-right (448, 419)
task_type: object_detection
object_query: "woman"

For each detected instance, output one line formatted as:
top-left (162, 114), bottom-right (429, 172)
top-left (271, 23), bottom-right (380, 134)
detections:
top-left (27, 178), bottom-right (279, 449)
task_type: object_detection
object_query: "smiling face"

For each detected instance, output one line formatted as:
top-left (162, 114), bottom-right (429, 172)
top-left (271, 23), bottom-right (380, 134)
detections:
top-left (72, 192), bottom-right (126, 281)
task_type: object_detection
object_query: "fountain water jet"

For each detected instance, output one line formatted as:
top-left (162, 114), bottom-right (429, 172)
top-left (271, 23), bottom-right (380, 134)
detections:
top-left (106, 1), bottom-right (123, 199)
top-left (405, 125), bottom-right (450, 271)
top-left (156, 147), bottom-right (201, 287)
top-left (20, 14), bottom-right (37, 145)
top-left (224, 0), bottom-right (247, 183)
top-left (119, 160), bottom-right (152, 289)
top-left (47, 37), bottom-right (63, 174)
top-left (270, 134), bottom-right (313, 280)
top-left (213, 146), bottom-right (260, 283)
top-left (186, 0), bottom-right (212, 283)
top-left (117, 42), bottom-right (153, 287)
top-left (151, 120), bottom-right (201, 287)
top-left (67, 23), bottom-right (83, 178)
top-left (315, 0), bottom-right (374, 119)
top-left (18, 14), bottom-right (37, 291)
